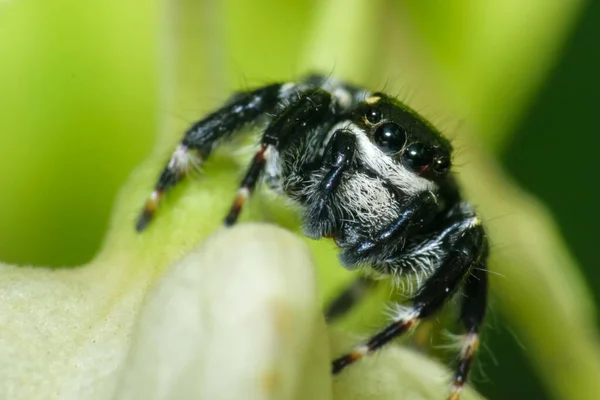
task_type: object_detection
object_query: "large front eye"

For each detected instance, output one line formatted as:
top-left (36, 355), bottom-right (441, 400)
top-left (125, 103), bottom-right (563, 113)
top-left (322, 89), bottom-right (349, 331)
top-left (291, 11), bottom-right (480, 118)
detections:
top-left (373, 123), bottom-right (406, 154)
top-left (403, 143), bottom-right (434, 173)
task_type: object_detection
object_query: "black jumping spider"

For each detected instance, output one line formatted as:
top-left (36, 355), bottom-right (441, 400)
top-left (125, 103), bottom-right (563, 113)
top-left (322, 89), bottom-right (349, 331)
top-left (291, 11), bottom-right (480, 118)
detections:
top-left (136, 74), bottom-right (488, 400)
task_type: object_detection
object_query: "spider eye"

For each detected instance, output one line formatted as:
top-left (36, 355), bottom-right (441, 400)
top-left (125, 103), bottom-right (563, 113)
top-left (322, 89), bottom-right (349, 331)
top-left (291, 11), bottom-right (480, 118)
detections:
top-left (373, 123), bottom-right (406, 154)
top-left (365, 107), bottom-right (382, 124)
top-left (403, 143), bottom-right (434, 173)
top-left (434, 156), bottom-right (451, 174)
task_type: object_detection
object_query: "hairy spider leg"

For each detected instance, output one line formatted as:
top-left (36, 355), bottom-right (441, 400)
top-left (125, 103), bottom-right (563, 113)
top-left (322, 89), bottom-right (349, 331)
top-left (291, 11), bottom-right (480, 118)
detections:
top-left (224, 143), bottom-right (270, 226)
top-left (339, 190), bottom-right (441, 266)
top-left (302, 129), bottom-right (358, 239)
top-left (324, 276), bottom-right (378, 322)
top-left (136, 83), bottom-right (285, 232)
top-left (332, 217), bottom-right (488, 400)
top-left (223, 89), bottom-right (341, 226)
top-left (309, 129), bottom-right (382, 321)
top-left (449, 257), bottom-right (488, 400)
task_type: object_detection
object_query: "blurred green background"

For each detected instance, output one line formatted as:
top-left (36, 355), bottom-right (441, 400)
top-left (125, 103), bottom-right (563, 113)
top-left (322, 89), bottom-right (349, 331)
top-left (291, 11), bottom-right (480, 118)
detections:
top-left (491, 3), bottom-right (599, 398)
top-left (0, 1), bottom-right (598, 399)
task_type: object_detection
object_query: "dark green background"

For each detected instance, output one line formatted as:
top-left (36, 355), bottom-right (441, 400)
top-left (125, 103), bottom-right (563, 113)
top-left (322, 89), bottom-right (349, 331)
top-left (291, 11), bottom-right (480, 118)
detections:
top-left (481, 2), bottom-right (599, 399)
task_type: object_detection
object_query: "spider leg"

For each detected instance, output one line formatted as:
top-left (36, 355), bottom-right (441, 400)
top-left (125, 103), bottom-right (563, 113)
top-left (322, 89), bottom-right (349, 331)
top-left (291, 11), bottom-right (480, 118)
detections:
top-left (224, 143), bottom-right (270, 226)
top-left (449, 255), bottom-right (488, 400)
top-left (325, 276), bottom-right (378, 322)
top-left (136, 83), bottom-right (286, 231)
top-left (339, 190), bottom-right (440, 266)
top-left (302, 129), bottom-right (357, 238)
top-left (332, 218), bottom-right (487, 393)
top-left (223, 89), bottom-right (338, 226)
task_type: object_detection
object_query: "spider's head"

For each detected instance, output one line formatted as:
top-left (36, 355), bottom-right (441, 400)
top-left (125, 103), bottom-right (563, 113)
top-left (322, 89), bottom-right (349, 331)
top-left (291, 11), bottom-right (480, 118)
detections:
top-left (353, 93), bottom-right (452, 181)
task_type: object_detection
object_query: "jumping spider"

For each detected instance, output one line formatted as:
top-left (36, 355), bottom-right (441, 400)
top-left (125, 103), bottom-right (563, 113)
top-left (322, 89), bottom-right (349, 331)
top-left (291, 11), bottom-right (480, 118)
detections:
top-left (136, 74), bottom-right (488, 400)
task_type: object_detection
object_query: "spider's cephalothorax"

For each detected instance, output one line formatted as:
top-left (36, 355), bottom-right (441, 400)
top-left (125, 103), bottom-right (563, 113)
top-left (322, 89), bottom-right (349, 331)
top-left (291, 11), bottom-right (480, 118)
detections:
top-left (136, 74), bottom-right (488, 400)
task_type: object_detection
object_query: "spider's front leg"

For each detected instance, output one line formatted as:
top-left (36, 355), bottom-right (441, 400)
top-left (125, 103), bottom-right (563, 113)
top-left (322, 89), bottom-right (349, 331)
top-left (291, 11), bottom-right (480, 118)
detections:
top-left (136, 83), bottom-right (286, 231)
top-left (301, 128), bottom-right (359, 239)
top-left (223, 88), bottom-right (339, 226)
top-left (450, 248), bottom-right (487, 400)
top-left (339, 190), bottom-right (441, 266)
top-left (333, 212), bottom-right (488, 400)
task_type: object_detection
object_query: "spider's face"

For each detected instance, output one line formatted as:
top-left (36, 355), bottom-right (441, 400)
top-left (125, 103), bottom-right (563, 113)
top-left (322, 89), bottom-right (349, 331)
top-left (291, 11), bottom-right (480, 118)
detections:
top-left (351, 94), bottom-right (453, 182)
